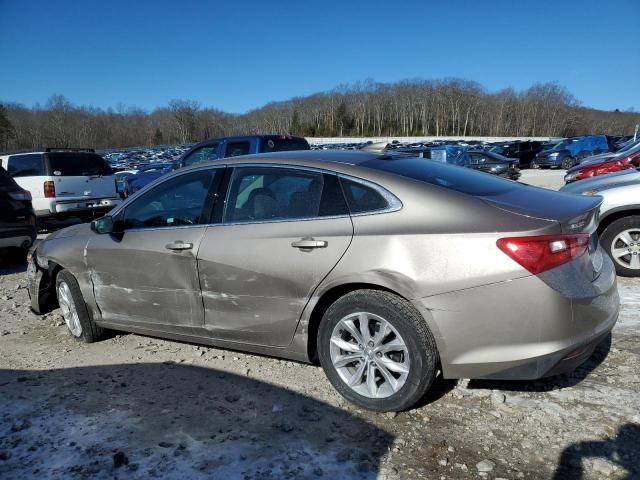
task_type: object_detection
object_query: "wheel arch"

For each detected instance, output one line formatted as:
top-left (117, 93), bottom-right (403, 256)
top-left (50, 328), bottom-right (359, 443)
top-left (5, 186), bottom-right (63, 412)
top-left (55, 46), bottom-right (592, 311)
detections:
top-left (32, 260), bottom-right (64, 314)
top-left (598, 207), bottom-right (640, 236)
top-left (304, 281), bottom-right (422, 364)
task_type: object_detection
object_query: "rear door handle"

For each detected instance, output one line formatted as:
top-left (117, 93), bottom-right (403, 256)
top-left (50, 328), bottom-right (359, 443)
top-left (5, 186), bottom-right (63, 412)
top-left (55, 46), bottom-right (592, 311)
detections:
top-left (165, 241), bottom-right (193, 251)
top-left (291, 239), bottom-right (327, 249)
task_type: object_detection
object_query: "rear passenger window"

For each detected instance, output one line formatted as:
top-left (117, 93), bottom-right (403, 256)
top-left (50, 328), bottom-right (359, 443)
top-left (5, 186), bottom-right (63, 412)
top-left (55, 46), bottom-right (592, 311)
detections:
top-left (224, 167), bottom-right (348, 223)
top-left (340, 178), bottom-right (389, 214)
top-left (7, 154), bottom-right (45, 177)
top-left (225, 142), bottom-right (251, 158)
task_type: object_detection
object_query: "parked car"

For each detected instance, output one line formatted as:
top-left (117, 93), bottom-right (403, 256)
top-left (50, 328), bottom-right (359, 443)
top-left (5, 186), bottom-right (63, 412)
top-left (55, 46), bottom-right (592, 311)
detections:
top-left (454, 150), bottom-right (521, 180)
top-left (0, 148), bottom-right (121, 222)
top-left (566, 179), bottom-right (640, 277)
top-left (532, 135), bottom-right (611, 169)
top-left (560, 167), bottom-right (640, 195)
top-left (563, 143), bottom-right (640, 183)
top-left (27, 151), bottom-right (618, 412)
top-left (0, 166), bottom-right (36, 252)
top-left (489, 141), bottom-right (544, 168)
top-left (574, 138), bottom-right (640, 170)
top-left (123, 163), bottom-right (178, 197)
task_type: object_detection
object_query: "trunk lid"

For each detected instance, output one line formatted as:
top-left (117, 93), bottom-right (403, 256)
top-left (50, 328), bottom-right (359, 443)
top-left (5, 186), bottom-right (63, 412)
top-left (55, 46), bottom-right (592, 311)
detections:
top-left (479, 185), bottom-right (601, 234)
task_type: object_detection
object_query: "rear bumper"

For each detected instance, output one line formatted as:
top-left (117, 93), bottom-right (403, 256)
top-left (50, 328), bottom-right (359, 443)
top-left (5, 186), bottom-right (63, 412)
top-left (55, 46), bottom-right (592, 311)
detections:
top-left (0, 226), bottom-right (37, 248)
top-left (35, 197), bottom-right (121, 217)
top-left (415, 254), bottom-right (619, 380)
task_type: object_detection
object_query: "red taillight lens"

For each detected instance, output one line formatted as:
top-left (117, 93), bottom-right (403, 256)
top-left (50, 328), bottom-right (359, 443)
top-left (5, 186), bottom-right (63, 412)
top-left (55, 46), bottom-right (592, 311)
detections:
top-left (44, 181), bottom-right (55, 198)
top-left (497, 234), bottom-right (590, 275)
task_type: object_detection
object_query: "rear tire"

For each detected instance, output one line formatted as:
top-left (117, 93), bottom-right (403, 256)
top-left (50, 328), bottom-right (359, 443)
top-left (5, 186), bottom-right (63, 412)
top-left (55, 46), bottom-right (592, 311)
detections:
top-left (601, 216), bottom-right (640, 277)
top-left (318, 289), bottom-right (439, 412)
top-left (56, 270), bottom-right (105, 342)
top-left (561, 156), bottom-right (575, 169)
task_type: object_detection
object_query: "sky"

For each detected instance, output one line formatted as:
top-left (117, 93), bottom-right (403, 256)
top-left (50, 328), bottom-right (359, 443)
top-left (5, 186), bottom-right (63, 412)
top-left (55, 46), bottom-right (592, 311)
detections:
top-left (0, 0), bottom-right (638, 114)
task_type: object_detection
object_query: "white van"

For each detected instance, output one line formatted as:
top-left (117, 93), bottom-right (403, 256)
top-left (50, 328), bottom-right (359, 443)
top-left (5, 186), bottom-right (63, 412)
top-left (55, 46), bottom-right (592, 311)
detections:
top-left (0, 149), bottom-right (121, 221)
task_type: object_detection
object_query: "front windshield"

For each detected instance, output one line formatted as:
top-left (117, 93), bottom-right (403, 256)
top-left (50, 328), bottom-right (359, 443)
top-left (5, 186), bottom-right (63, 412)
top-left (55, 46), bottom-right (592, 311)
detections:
top-left (551, 140), bottom-right (574, 150)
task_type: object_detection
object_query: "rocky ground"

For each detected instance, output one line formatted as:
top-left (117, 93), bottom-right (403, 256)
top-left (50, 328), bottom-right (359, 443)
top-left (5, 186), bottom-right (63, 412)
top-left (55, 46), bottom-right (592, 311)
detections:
top-left (0, 171), bottom-right (638, 480)
top-left (0, 253), bottom-right (638, 480)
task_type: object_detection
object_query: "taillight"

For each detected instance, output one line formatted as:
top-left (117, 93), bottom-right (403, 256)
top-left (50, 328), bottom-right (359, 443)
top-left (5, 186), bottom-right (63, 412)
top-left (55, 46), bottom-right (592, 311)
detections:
top-left (44, 180), bottom-right (56, 198)
top-left (9, 191), bottom-right (32, 201)
top-left (497, 234), bottom-right (590, 275)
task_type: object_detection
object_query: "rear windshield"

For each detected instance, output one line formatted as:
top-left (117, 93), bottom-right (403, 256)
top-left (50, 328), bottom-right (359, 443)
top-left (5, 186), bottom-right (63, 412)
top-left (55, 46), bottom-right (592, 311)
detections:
top-left (260, 137), bottom-right (310, 153)
top-left (362, 157), bottom-right (518, 197)
top-left (47, 153), bottom-right (113, 176)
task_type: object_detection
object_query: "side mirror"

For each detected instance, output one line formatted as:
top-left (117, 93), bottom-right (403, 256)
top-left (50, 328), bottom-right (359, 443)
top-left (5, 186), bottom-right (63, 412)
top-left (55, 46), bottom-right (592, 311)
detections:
top-left (91, 216), bottom-right (114, 234)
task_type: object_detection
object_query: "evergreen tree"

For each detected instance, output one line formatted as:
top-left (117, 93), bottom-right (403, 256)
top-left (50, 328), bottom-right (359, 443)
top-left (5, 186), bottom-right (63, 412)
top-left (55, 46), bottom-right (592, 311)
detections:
top-left (0, 104), bottom-right (14, 151)
top-left (153, 127), bottom-right (163, 145)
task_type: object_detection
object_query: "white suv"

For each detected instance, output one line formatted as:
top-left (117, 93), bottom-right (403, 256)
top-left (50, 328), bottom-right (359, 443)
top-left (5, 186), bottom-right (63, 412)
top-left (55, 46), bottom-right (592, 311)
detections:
top-left (0, 149), bottom-right (121, 222)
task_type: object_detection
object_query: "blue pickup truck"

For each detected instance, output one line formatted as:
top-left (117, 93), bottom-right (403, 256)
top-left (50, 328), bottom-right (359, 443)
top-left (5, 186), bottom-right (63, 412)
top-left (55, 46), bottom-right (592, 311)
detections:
top-left (179, 134), bottom-right (310, 168)
top-left (123, 135), bottom-right (310, 196)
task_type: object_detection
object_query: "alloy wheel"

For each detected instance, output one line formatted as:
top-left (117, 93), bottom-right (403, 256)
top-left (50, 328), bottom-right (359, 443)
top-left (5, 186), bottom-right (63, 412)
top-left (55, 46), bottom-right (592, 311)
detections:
top-left (611, 229), bottom-right (640, 270)
top-left (329, 312), bottom-right (409, 399)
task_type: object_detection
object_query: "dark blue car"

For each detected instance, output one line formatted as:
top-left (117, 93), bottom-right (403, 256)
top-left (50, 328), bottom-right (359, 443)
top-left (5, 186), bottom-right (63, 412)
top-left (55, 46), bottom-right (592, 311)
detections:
top-left (123, 163), bottom-right (179, 197)
top-left (532, 135), bottom-right (612, 169)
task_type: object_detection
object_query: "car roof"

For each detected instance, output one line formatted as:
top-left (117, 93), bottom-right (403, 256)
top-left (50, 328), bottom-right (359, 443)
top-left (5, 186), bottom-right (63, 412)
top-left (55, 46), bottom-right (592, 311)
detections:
top-left (181, 150), bottom-right (415, 173)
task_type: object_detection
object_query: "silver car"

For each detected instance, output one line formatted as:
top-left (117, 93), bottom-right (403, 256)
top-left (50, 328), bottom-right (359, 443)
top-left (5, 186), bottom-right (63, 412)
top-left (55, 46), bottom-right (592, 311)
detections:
top-left (561, 172), bottom-right (640, 277)
top-left (28, 151), bottom-right (619, 411)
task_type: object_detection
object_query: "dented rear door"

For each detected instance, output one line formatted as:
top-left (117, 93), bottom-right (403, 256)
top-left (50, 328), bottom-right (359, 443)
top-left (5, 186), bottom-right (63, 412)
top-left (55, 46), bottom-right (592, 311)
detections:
top-left (197, 166), bottom-right (353, 347)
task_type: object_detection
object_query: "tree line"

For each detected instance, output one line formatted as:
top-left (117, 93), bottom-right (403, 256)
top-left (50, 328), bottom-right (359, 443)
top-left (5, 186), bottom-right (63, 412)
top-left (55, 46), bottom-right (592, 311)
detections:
top-left (1, 79), bottom-right (638, 152)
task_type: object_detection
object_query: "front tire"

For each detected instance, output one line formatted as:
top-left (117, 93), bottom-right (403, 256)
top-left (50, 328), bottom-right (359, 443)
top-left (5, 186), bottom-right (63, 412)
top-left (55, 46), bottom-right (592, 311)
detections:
top-left (318, 289), bottom-right (439, 412)
top-left (601, 216), bottom-right (640, 277)
top-left (56, 270), bottom-right (105, 342)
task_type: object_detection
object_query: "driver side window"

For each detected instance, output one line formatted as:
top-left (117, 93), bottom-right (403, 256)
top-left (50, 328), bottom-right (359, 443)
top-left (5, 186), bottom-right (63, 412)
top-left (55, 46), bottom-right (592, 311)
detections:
top-left (122, 170), bottom-right (218, 230)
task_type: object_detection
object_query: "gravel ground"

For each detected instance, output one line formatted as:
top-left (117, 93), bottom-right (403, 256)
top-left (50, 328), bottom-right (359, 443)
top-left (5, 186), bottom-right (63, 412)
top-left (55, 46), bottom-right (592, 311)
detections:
top-left (1, 170), bottom-right (638, 480)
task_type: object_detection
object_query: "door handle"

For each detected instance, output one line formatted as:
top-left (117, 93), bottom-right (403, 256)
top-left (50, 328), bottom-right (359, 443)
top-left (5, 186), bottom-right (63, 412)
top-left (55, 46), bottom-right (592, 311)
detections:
top-left (165, 241), bottom-right (193, 251)
top-left (291, 238), bottom-right (327, 249)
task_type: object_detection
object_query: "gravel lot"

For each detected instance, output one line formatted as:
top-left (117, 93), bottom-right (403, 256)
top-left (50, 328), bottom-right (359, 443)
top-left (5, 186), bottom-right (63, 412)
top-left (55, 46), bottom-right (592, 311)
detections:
top-left (1, 170), bottom-right (638, 480)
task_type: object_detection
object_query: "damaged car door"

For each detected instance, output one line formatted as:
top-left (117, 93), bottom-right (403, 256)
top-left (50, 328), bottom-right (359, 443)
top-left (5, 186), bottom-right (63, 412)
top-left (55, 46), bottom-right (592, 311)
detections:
top-left (86, 167), bottom-right (223, 328)
top-left (197, 165), bottom-right (353, 347)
